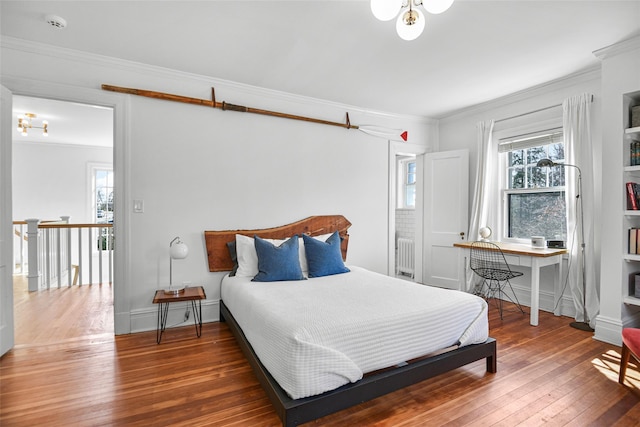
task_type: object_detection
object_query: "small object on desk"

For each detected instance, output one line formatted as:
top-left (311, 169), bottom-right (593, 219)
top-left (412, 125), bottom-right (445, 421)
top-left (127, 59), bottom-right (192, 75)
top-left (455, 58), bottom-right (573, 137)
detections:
top-left (163, 286), bottom-right (185, 295)
top-left (531, 236), bottom-right (546, 249)
top-left (547, 240), bottom-right (565, 249)
top-left (479, 226), bottom-right (492, 242)
top-left (153, 285), bottom-right (206, 344)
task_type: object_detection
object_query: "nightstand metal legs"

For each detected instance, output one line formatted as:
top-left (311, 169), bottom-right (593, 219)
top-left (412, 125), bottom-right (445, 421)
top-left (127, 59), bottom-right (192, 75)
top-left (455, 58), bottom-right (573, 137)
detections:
top-left (191, 299), bottom-right (203, 338)
top-left (153, 286), bottom-right (206, 344)
top-left (156, 300), bottom-right (203, 344)
top-left (156, 302), bottom-right (170, 344)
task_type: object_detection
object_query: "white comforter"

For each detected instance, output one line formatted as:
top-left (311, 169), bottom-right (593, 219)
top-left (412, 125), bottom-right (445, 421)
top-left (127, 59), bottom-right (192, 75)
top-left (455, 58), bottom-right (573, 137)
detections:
top-left (221, 266), bottom-right (488, 399)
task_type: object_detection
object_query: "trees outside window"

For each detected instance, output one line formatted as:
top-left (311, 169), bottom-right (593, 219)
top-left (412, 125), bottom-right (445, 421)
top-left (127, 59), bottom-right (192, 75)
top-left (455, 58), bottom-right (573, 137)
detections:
top-left (502, 130), bottom-right (567, 241)
top-left (95, 169), bottom-right (114, 224)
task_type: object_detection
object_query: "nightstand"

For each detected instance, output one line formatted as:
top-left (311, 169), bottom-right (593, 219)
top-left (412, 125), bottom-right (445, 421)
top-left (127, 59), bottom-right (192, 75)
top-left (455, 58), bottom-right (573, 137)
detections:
top-left (152, 286), bottom-right (206, 344)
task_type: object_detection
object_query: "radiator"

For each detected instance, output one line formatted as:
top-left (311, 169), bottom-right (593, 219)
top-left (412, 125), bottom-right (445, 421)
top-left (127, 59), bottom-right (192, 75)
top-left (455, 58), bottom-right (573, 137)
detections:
top-left (396, 238), bottom-right (414, 278)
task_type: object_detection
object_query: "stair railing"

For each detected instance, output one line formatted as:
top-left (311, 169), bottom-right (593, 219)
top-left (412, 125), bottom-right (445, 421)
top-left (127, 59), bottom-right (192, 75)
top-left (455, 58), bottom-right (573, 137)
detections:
top-left (19, 217), bottom-right (114, 291)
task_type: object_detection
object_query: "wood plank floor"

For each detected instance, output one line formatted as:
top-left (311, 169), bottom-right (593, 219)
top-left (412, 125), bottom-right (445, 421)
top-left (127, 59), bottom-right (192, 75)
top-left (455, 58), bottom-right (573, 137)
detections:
top-left (1, 278), bottom-right (639, 426)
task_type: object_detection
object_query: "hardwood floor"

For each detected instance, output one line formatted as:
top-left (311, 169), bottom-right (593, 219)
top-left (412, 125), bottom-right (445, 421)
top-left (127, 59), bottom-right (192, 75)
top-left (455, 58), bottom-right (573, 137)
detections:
top-left (1, 278), bottom-right (639, 426)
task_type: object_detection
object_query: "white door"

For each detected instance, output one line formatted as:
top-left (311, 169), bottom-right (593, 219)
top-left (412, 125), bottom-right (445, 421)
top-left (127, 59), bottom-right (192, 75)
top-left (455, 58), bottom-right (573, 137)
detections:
top-left (0, 85), bottom-right (15, 356)
top-left (422, 149), bottom-right (468, 290)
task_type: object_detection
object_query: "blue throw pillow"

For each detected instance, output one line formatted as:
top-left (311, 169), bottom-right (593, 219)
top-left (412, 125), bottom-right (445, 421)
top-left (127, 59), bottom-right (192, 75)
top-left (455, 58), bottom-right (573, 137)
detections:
top-left (252, 235), bottom-right (305, 282)
top-left (302, 232), bottom-right (350, 278)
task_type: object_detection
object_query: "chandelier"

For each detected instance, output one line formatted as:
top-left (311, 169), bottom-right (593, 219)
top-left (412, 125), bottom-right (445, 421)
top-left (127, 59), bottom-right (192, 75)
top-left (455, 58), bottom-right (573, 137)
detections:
top-left (17, 113), bottom-right (48, 137)
top-left (370, 0), bottom-right (455, 41)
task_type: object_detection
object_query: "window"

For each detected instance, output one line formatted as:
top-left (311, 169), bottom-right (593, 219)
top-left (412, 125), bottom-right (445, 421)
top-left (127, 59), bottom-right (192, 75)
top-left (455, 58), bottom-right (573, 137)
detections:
top-left (94, 168), bottom-right (114, 224)
top-left (500, 129), bottom-right (567, 242)
top-left (398, 157), bottom-right (416, 208)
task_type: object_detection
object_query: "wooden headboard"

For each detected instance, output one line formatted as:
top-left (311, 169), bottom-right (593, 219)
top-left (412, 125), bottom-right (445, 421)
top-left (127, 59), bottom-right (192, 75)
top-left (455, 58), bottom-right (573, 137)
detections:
top-left (204, 215), bottom-right (352, 272)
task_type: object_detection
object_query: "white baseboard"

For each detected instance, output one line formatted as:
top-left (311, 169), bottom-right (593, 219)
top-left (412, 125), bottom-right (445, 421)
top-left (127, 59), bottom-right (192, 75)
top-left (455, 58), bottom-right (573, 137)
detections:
top-left (511, 284), bottom-right (576, 318)
top-left (130, 299), bottom-right (220, 334)
top-left (594, 315), bottom-right (623, 346)
top-left (114, 311), bottom-right (131, 335)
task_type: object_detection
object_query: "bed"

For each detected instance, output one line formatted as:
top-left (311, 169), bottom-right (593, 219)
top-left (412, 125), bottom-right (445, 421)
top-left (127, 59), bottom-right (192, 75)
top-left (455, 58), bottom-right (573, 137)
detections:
top-left (204, 215), bottom-right (497, 426)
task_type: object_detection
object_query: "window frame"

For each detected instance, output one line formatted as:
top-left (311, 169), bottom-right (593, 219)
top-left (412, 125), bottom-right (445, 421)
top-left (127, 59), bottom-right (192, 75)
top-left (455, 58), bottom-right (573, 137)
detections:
top-left (397, 156), bottom-right (416, 209)
top-left (502, 187), bottom-right (567, 245)
top-left (88, 162), bottom-right (114, 224)
top-left (494, 119), bottom-right (566, 244)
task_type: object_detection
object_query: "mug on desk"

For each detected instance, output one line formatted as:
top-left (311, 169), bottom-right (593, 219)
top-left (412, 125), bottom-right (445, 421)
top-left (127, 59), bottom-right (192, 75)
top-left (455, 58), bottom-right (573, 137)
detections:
top-left (531, 236), bottom-right (546, 249)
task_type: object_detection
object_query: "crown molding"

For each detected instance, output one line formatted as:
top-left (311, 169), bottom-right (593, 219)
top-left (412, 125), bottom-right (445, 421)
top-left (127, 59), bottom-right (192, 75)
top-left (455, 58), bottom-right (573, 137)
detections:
top-left (12, 139), bottom-right (112, 150)
top-left (0, 36), bottom-right (433, 125)
top-left (593, 33), bottom-right (640, 61)
top-left (438, 66), bottom-right (601, 123)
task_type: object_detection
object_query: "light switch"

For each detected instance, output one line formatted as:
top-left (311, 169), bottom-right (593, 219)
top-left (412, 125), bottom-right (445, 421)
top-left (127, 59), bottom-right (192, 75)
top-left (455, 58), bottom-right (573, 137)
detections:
top-left (133, 199), bottom-right (144, 213)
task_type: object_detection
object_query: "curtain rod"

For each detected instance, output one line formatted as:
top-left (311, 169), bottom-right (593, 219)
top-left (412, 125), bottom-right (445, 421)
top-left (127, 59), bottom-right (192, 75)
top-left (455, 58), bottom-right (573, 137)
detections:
top-left (495, 94), bottom-right (594, 124)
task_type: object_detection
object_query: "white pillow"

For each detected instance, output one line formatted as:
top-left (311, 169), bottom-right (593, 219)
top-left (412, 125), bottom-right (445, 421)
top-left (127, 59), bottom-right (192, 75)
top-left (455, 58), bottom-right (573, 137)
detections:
top-left (298, 233), bottom-right (333, 274)
top-left (235, 233), bottom-right (333, 277)
top-left (235, 234), bottom-right (276, 277)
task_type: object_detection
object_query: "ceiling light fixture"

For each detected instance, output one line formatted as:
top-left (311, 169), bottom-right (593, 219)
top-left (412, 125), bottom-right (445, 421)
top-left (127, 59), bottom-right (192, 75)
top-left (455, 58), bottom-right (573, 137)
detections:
top-left (371, 0), bottom-right (455, 41)
top-left (17, 113), bottom-right (49, 137)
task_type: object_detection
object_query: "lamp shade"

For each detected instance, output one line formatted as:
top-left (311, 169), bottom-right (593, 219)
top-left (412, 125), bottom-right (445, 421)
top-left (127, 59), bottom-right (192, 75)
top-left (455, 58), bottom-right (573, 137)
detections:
top-left (371, 0), bottom-right (402, 21)
top-left (396, 7), bottom-right (425, 41)
top-left (170, 240), bottom-right (188, 259)
top-left (422, 0), bottom-right (455, 14)
top-left (479, 227), bottom-right (492, 241)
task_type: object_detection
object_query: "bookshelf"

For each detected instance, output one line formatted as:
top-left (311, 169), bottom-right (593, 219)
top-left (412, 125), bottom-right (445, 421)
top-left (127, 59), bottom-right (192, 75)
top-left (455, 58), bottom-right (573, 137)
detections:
top-left (624, 98), bottom-right (640, 307)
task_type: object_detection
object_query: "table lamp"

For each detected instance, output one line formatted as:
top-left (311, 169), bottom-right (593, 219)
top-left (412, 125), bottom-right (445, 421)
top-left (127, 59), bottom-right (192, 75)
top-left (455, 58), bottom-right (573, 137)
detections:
top-left (165, 236), bottom-right (188, 295)
top-left (479, 226), bottom-right (492, 242)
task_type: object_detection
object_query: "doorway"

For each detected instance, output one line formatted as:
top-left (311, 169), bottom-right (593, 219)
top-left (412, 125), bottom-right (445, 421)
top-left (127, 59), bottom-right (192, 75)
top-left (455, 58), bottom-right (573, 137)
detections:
top-left (11, 95), bottom-right (115, 345)
top-left (388, 142), bottom-right (427, 282)
top-left (395, 154), bottom-right (417, 279)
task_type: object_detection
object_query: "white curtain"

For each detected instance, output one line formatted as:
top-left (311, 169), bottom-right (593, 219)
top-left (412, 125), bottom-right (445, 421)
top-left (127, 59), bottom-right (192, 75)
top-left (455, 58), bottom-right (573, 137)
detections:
top-left (466, 119), bottom-right (497, 291)
top-left (563, 93), bottom-right (599, 328)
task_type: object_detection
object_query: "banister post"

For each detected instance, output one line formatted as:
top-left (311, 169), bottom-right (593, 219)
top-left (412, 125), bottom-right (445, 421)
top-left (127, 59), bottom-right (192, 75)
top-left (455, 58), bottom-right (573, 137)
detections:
top-left (60, 216), bottom-right (71, 286)
top-left (26, 218), bottom-right (40, 292)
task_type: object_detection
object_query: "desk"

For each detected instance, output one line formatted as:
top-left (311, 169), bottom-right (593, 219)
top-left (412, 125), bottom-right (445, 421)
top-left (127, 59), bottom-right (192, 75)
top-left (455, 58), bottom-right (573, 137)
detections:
top-left (153, 286), bottom-right (206, 343)
top-left (454, 241), bottom-right (567, 326)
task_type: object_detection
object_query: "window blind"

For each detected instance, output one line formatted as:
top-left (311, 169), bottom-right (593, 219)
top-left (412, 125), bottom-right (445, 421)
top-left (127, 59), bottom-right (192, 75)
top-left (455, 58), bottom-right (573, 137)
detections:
top-left (498, 128), bottom-right (563, 153)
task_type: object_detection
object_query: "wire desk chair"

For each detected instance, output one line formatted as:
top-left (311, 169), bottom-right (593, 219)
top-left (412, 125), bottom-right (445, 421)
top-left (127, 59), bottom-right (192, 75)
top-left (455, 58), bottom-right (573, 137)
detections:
top-left (470, 241), bottom-right (526, 319)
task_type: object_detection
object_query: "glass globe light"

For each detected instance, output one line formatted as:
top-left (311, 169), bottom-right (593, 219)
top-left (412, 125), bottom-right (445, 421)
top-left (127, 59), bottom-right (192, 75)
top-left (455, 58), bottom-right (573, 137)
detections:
top-left (371, 0), bottom-right (403, 21)
top-left (170, 240), bottom-right (189, 259)
top-left (422, 0), bottom-right (455, 15)
top-left (396, 7), bottom-right (425, 41)
top-left (479, 227), bottom-right (492, 241)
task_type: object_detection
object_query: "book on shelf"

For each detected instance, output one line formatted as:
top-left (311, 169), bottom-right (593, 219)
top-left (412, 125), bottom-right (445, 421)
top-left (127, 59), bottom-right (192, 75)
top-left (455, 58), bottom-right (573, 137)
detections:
top-left (626, 182), bottom-right (640, 210)
top-left (631, 141), bottom-right (640, 166)
top-left (629, 228), bottom-right (640, 254)
top-left (629, 272), bottom-right (640, 298)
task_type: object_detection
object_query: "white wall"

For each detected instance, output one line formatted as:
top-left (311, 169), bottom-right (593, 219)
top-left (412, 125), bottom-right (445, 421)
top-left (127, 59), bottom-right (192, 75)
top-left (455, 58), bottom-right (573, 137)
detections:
top-left (1, 39), bottom-right (436, 333)
top-left (13, 141), bottom-right (112, 223)
top-left (437, 69), bottom-right (602, 317)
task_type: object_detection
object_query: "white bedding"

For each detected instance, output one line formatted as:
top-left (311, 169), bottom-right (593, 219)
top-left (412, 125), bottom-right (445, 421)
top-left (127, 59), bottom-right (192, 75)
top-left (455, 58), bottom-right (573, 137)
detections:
top-left (221, 266), bottom-right (489, 399)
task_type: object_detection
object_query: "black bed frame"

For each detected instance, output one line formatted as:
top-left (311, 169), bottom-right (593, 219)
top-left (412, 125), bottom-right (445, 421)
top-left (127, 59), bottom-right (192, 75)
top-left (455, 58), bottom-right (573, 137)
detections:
top-left (221, 301), bottom-right (497, 427)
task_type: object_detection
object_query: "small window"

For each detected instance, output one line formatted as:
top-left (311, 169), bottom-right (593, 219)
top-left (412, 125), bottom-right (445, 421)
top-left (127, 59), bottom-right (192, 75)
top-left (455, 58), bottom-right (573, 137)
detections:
top-left (500, 129), bottom-right (567, 241)
top-left (94, 168), bottom-right (114, 224)
top-left (398, 157), bottom-right (416, 209)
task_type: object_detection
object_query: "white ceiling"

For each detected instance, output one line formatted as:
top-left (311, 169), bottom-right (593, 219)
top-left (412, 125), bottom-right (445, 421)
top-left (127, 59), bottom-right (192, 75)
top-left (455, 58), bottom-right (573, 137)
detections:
top-left (12, 96), bottom-right (114, 147)
top-left (2, 0), bottom-right (640, 145)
